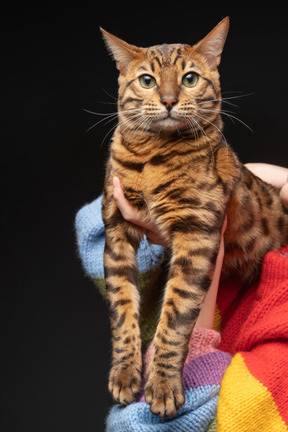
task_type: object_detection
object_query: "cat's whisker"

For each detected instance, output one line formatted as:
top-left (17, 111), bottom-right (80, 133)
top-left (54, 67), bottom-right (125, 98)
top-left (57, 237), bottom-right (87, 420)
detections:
top-left (184, 117), bottom-right (201, 145)
top-left (84, 106), bottom-right (143, 145)
top-left (221, 92), bottom-right (254, 101)
top-left (102, 88), bottom-right (118, 101)
top-left (85, 113), bottom-right (119, 133)
top-left (122, 111), bottom-right (161, 139)
top-left (197, 98), bottom-right (238, 109)
top-left (190, 116), bottom-right (216, 160)
top-left (84, 108), bottom-right (142, 134)
top-left (132, 115), bottom-right (155, 135)
top-left (193, 119), bottom-right (209, 144)
top-left (111, 110), bottom-right (147, 143)
top-left (84, 107), bottom-right (142, 118)
top-left (180, 111), bottom-right (215, 146)
top-left (119, 113), bottom-right (147, 138)
top-left (124, 118), bottom-right (144, 137)
top-left (118, 109), bottom-right (144, 132)
top-left (94, 101), bottom-right (118, 106)
top-left (198, 93), bottom-right (253, 109)
top-left (99, 122), bottom-right (119, 148)
top-left (83, 108), bottom-right (118, 116)
top-left (198, 107), bottom-right (253, 132)
top-left (194, 112), bottom-right (228, 147)
top-left (102, 114), bottom-right (140, 147)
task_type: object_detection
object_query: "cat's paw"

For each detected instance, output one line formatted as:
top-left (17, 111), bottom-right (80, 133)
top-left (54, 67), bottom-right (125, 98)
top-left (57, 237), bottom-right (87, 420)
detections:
top-left (144, 374), bottom-right (185, 418)
top-left (108, 364), bottom-right (142, 405)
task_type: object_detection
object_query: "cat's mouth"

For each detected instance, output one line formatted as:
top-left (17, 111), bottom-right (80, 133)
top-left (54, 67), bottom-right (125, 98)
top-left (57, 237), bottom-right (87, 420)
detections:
top-left (153, 113), bottom-right (190, 133)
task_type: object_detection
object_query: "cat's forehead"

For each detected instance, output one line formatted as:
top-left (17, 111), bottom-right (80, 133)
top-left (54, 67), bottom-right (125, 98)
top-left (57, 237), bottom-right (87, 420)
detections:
top-left (146, 43), bottom-right (189, 67)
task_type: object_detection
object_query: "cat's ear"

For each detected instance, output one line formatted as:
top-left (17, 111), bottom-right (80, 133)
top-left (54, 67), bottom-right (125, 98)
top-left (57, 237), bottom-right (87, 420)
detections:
top-left (193, 17), bottom-right (230, 70)
top-left (100, 28), bottom-right (142, 73)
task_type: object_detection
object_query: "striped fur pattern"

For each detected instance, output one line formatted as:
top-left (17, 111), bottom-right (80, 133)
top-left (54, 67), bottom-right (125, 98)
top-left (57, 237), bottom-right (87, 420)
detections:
top-left (100, 18), bottom-right (288, 418)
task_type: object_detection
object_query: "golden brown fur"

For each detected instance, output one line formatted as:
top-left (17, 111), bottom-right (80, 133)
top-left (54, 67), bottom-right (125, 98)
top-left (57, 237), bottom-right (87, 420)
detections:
top-left (100, 18), bottom-right (288, 418)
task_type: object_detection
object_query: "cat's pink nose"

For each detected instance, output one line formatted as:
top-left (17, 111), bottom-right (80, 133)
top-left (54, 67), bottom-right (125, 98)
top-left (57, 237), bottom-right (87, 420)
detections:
top-left (160, 96), bottom-right (178, 111)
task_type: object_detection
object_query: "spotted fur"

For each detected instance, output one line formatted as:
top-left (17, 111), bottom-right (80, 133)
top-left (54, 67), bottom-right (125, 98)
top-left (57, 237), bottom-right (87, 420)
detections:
top-left (100, 18), bottom-right (288, 418)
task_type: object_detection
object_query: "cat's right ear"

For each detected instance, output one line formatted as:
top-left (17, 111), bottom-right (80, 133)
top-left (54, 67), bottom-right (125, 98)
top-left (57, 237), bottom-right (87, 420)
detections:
top-left (100, 28), bottom-right (142, 74)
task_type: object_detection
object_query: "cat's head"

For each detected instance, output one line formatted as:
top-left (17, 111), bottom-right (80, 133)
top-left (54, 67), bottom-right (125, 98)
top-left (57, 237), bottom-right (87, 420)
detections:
top-left (101, 17), bottom-right (229, 137)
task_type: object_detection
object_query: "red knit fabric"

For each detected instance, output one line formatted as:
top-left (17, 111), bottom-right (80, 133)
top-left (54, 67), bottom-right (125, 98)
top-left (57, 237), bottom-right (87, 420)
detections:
top-left (217, 245), bottom-right (288, 425)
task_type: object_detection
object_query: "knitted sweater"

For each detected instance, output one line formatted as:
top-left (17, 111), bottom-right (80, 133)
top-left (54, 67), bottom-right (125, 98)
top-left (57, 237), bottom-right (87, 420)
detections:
top-left (75, 197), bottom-right (288, 431)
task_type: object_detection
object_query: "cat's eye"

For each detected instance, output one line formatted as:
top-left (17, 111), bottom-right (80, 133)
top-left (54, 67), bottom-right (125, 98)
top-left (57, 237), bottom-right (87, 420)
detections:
top-left (182, 72), bottom-right (199, 88)
top-left (139, 74), bottom-right (156, 89)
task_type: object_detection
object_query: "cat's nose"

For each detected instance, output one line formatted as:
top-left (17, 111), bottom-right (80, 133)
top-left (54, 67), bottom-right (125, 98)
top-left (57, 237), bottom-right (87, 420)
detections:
top-left (160, 96), bottom-right (179, 112)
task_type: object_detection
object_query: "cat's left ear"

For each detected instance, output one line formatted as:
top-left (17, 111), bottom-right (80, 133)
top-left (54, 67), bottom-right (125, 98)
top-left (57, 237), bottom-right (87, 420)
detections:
top-left (100, 28), bottom-right (142, 74)
top-left (193, 17), bottom-right (230, 70)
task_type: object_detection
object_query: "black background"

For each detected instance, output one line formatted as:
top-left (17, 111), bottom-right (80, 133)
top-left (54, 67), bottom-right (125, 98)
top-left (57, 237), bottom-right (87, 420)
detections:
top-left (2, 4), bottom-right (288, 431)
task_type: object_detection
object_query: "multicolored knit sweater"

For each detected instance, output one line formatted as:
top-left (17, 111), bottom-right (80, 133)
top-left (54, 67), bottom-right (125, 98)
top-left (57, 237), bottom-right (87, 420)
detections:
top-left (75, 197), bottom-right (288, 431)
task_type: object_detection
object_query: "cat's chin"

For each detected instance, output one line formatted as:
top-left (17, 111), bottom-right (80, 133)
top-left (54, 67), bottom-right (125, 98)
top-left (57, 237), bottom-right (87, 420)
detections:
top-left (152, 116), bottom-right (190, 134)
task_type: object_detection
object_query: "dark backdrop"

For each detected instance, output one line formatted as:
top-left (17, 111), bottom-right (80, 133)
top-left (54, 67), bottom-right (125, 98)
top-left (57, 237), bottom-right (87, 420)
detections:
top-left (2, 4), bottom-right (288, 431)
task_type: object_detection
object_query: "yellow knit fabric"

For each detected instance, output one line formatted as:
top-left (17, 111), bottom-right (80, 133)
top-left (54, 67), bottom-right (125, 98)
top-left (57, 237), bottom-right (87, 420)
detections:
top-left (217, 353), bottom-right (287, 431)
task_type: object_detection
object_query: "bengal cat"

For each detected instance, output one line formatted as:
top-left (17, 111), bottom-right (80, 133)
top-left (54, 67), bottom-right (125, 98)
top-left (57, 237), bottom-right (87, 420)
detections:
top-left (100, 17), bottom-right (288, 418)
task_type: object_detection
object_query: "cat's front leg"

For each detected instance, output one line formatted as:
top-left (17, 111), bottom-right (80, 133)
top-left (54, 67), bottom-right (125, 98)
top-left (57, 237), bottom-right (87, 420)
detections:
top-left (144, 225), bottom-right (221, 418)
top-left (103, 199), bottom-right (143, 405)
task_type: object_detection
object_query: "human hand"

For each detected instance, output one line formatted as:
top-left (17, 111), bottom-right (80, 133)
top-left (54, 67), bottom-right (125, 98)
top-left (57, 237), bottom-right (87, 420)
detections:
top-left (245, 163), bottom-right (288, 205)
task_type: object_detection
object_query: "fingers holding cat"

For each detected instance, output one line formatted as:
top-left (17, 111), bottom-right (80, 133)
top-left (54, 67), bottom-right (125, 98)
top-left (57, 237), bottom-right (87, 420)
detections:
top-left (245, 163), bottom-right (288, 205)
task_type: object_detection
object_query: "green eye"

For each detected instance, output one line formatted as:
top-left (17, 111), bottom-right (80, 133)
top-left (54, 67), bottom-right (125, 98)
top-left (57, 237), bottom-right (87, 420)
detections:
top-left (182, 72), bottom-right (199, 87)
top-left (139, 74), bottom-right (156, 88)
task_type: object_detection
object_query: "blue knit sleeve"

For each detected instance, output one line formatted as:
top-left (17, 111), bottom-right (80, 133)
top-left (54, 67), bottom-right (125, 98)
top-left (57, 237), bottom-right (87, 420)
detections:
top-left (75, 196), bottom-right (166, 280)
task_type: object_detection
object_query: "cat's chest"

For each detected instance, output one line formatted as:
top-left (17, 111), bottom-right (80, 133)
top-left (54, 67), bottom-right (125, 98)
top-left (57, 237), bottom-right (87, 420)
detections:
top-left (111, 150), bottom-right (211, 218)
top-left (118, 161), bottom-right (170, 207)
top-left (112, 152), bottom-right (184, 195)
top-left (109, 133), bottom-right (234, 213)
top-left (110, 137), bottom-right (197, 195)
top-left (111, 143), bottom-right (173, 196)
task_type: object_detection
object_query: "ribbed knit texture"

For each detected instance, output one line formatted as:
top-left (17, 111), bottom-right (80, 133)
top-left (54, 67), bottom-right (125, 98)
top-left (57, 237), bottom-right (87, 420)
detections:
top-left (75, 198), bottom-right (288, 431)
top-left (217, 245), bottom-right (288, 431)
